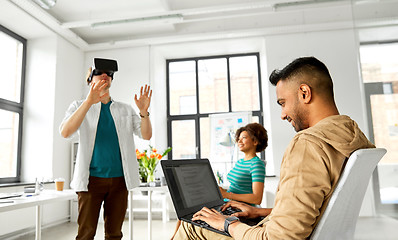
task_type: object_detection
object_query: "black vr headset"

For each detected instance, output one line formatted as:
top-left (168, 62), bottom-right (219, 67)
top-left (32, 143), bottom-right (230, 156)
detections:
top-left (87, 58), bottom-right (118, 82)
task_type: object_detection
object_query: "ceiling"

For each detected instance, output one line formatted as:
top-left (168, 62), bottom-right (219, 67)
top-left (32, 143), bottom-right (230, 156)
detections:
top-left (1, 0), bottom-right (398, 51)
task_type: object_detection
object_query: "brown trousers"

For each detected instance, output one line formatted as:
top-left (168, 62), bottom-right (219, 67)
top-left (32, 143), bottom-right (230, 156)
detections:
top-left (76, 176), bottom-right (128, 240)
top-left (174, 221), bottom-right (233, 240)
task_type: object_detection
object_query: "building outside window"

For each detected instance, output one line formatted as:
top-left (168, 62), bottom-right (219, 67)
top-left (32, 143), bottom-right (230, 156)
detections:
top-left (0, 25), bottom-right (26, 183)
top-left (166, 53), bottom-right (263, 178)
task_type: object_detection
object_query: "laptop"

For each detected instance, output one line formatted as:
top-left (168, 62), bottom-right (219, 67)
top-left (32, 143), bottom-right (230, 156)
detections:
top-left (161, 159), bottom-right (256, 236)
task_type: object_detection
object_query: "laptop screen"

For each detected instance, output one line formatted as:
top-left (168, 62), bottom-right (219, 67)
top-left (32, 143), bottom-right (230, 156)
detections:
top-left (161, 159), bottom-right (225, 218)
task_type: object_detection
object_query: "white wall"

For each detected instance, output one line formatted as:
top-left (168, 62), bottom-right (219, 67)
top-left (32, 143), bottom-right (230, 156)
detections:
top-left (20, 35), bottom-right (84, 183)
top-left (21, 36), bottom-right (57, 182)
top-left (53, 36), bottom-right (85, 182)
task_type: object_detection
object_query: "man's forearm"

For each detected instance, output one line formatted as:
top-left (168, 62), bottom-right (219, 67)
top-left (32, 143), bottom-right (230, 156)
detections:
top-left (229, 208), bottom-right (272, 239)
top-left (60, 100), bottom-right (92, 138)
top-left (140, 115), bottom-right (152, 140)
top-left (228, 221), bottom-right (245, 238)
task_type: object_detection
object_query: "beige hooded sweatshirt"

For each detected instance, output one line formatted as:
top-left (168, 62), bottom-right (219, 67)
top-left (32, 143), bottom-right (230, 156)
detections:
top-left (233, 115), bottom-right (375, 240)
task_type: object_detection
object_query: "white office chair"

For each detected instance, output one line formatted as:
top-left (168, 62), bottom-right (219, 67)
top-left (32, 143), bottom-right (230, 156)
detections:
top-left (310, 148), bottom-right (387, 240)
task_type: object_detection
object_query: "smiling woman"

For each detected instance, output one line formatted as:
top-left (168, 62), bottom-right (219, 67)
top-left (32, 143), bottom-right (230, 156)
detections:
top-left (0, 25), bottom-right (26, 184)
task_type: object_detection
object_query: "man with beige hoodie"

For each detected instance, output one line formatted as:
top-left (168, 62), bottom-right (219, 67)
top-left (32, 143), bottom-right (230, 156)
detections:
top-left (173, 56), bottom-right (375, 240)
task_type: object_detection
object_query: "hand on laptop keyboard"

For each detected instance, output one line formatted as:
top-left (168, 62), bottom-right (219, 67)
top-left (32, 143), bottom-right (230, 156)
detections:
top-left (193, 219), bottom-right (210, 227)
top-left (192, 206), bottom-right (235, 232)
top-left (193, 207), bottom-right (240, 227)
top-left (221, 206), bottom-right (242, 216)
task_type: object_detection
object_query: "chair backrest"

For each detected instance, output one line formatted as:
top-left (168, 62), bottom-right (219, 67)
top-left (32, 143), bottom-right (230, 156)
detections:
top-left (310, 148), bottom-right (387, 240)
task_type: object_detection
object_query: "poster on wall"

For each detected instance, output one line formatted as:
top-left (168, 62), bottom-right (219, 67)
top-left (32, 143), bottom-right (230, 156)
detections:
top-left (209, 111), bottom-right (251, 185)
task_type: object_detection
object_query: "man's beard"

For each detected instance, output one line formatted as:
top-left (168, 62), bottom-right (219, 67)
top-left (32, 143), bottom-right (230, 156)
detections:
top-left (292, 100), bottom-right (308, 132)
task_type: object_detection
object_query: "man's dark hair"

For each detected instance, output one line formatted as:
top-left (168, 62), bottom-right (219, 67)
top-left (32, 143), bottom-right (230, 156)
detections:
top-left (235, 123), bottom-right (268, 152)
top-left (269, 56), bottom-right (334, 100)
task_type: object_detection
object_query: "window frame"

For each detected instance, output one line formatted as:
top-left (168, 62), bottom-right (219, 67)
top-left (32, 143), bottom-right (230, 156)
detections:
top-left (359, 40), bottom-right (398, 218)
top-left (0, 25), bottom-right (27, 183)
top-left (166, 52), bottom-right (264, 160)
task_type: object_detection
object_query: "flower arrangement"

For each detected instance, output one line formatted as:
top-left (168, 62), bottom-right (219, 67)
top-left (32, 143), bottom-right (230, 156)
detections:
top-left (136, 145), bottom-right (171, 183)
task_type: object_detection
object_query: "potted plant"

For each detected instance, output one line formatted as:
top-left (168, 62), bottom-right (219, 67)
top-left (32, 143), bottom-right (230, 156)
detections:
top-left (136, 145), bottom-right (171, 185)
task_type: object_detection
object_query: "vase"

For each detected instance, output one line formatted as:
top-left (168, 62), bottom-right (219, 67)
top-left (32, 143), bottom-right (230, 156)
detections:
top-left (148, 181), bottom-right (156, 187)
top-left (147, 172), bottom-right (155, 183)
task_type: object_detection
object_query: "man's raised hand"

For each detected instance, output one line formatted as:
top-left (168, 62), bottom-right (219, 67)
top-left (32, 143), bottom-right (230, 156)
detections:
top-left (134, 84), bottom-right (152, 113)
top-left (86, 80), bottom-right (109, 105)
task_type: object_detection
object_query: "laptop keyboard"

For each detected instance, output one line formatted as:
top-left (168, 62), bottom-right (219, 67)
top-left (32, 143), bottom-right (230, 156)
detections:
top-left (192, 206), bottom-right (241, 226)
top-left (189, 207), bottom-right (241, 237)
top-left (221, 206), bottom-right (242, 215)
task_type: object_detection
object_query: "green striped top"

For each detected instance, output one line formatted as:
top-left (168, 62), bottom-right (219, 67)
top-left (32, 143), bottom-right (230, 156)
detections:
top-left (227, 156), bottom-right (266, 194)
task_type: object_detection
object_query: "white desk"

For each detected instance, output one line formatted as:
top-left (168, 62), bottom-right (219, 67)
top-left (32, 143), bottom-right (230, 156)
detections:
top-left (129, 186), bottom-right (169, 240)
top-left (0, 189), bottom-right (77, 240)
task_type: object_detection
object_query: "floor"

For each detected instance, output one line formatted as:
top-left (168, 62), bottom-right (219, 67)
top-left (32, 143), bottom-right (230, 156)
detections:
top-left (11, 219), bottom-right (178, 240)
top-left (8, 216), bottom-right (398, 240)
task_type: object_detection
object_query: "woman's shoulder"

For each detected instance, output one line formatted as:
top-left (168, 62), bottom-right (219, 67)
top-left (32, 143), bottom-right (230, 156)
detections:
top-left (250, 156), bottom-right (265, 166)
top-left (250, 155), bottom-right (262, 162)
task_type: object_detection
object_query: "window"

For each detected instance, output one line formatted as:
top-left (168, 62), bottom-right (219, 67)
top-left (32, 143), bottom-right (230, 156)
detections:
top-left (359, 42), bottom-right (398, 215)
top-left (0, 25), bottom-right (26, 183)
top-left (166, 53), bottom-right (263, 164)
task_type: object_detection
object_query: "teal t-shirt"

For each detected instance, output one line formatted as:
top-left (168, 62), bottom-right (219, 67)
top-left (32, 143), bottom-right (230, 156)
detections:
top-left (90, 101), bottom-right (124, 178)
top-left (226, 156), bottom-right (266, 194)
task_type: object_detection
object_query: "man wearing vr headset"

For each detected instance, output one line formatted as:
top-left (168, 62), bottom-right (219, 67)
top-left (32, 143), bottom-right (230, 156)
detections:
top-left (60, 58), bottom-right (152, 240)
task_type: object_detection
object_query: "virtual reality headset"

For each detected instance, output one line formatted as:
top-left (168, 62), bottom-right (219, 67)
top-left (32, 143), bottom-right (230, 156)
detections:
top-left (87, 58), bottom-right (118, 82)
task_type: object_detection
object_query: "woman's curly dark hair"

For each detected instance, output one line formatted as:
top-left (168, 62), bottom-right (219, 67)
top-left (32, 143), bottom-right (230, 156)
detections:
top-left (235, 123), bottom-right (268, 153)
